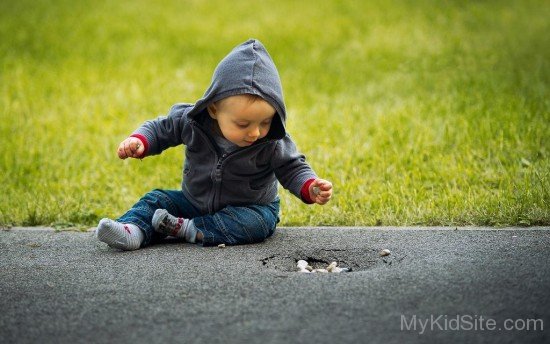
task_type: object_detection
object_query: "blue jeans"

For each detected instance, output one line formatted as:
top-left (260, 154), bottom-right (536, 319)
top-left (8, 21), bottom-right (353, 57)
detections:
top-left (117, 189), bottom-right (280, 247)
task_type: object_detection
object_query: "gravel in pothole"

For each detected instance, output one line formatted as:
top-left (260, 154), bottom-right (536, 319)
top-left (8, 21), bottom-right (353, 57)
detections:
top-left (260, 247), bottom-right (405, 273)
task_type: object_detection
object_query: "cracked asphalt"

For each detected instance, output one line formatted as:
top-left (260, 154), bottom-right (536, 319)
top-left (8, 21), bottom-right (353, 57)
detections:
top-left (1, 227), bottom-right (549, 344)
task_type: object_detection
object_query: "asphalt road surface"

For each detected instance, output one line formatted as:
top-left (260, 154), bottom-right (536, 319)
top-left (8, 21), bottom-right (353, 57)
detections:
top-left (1, 227), bottom-right (549, 344)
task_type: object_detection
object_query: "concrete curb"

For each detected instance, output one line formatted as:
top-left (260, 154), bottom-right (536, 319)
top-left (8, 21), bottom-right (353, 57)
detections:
top-left (2, 226), bottom-right (549, 232)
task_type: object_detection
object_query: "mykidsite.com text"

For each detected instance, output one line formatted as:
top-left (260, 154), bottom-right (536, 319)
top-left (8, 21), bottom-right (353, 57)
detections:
top-left (401, 314), bottom-right (544, 334)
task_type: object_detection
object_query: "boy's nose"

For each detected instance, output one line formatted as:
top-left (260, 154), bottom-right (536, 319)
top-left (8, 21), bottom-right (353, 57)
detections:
top-left (248, 126), bottom-right (260, 139)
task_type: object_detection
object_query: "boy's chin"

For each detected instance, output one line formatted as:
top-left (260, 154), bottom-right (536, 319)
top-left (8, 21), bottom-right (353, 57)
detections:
top-left (239, 139), bottom-right (259, 147)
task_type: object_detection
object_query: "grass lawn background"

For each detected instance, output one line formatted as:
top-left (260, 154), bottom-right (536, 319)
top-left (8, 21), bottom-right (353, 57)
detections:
top-left (1, 0), bottom-right (548, 228)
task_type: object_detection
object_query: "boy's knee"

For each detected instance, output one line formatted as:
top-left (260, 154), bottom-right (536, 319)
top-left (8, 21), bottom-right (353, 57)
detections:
top-left (141, 189), bottom-right (173, 208)
top-left (144, 189), bottom-right (166, 200)
top-left (194, 202), bottom-right (279, 246)
top-left (198, 205), bottom-right (275, 245)
top-left (234, 205), bottom-right (277, 243)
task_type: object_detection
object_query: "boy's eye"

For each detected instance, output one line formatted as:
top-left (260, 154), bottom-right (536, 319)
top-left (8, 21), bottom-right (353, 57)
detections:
top-left (236, 123), bottom-right (249, 128)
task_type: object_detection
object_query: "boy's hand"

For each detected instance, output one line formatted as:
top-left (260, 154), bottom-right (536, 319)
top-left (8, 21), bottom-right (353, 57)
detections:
top-left (117, 137), bottom-right (145, 159)
top-left (309, 178), bottom-right (333, 205)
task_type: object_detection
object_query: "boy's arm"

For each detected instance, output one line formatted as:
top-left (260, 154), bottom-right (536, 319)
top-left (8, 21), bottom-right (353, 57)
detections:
top-left (126, 103), bottom-right (193, 158)
top-left (271, 135), bottom-right (322, 204)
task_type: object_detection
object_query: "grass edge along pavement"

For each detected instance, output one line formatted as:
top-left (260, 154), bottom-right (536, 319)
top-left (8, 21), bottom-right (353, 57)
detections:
top-left (3, 226), bottom-right (550, 233)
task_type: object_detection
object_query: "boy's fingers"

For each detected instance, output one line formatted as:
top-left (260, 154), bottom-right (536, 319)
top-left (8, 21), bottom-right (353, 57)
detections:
top-left (130, 141), bottom-right (141, 157)
top-left (316, 198), bottom-right (329, 205)
top-left (135, 142), bottom-right (145, 157)
top-left (123, 141), bottom-right (133, 159)
top-left (117, 145), bottom-right (127, 159)
top-left (318, 181), bottom-right (332, 191)
top-left (313, 178), bottom-right (327, 186)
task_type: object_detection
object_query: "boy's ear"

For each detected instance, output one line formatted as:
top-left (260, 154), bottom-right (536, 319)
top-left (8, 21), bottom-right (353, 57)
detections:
top-left (207, 103), bottom-right (217, 119)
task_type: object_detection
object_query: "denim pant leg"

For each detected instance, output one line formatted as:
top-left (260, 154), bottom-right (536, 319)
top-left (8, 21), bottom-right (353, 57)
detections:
top-left (117, 189), bottom-right (202, 246)
top-left (192, 200), bottom-right (280, 246)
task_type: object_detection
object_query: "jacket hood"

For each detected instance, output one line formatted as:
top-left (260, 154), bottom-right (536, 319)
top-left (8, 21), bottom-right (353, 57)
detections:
top-left (187, 39), bottom-right (286, 140)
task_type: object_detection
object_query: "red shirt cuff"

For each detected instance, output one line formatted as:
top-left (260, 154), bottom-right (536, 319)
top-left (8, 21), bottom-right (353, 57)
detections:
top-left (130, 134), bottom-right (148, 158)
top-left (300, 178), bottom-right (316, 204)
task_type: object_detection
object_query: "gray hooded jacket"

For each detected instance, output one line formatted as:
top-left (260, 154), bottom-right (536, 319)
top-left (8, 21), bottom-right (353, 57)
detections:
top-left (133, 39), bottom-right (317, 214)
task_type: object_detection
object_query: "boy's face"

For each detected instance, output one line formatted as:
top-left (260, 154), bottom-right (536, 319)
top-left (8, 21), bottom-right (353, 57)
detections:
top-left (207, 95), bottom-right (276, 147)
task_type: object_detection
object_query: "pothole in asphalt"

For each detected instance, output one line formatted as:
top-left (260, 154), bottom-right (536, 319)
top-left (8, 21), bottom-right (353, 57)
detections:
top-left (260, 248), bottom-right (405, 273)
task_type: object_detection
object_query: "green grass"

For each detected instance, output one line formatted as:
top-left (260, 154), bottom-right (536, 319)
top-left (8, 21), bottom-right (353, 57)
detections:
top-left (1, 0), bottom-right (548, 227)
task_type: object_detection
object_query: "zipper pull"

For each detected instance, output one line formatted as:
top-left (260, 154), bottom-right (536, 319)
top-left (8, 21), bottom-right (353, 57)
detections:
top-left (217, 154), bottom-right (227, 168)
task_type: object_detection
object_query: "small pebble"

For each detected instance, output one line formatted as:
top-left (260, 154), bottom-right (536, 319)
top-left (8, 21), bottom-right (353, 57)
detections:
top-left (297, 260), bottom-right (309, 270)
top-left (327, 262), bottom-right (351, 273)
top-left (312, 186), bottom-right (321, 195)
top-left (379, 249), bottom-right (391, 257)
top-left (326, 262), bottom-right (337, 272)
top-left (313, 268), bottom-right (329, 273)
top-left (217, 244), bottom-right (226, 248)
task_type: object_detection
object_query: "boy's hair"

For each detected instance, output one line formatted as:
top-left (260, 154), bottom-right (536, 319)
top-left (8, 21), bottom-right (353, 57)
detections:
top-left (214, 93), bottom-right (263, 107)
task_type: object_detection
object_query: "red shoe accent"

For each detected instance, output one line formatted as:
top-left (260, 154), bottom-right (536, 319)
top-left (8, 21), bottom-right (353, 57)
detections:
top-left (123, 225), bottom-right (131, 234)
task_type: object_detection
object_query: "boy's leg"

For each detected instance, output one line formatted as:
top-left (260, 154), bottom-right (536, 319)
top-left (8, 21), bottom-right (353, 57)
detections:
top-left (191, 200), bottom-right (280, 246)
top-left (115, 189), bottom-right (202, 247)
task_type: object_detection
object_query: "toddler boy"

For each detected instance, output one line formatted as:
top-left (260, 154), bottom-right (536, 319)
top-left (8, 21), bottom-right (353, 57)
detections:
top-left (97, 39), bottom-right (333, 250)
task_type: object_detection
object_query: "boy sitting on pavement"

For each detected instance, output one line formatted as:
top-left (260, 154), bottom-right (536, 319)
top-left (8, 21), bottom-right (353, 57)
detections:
top-left (97, 39), bottom-right (333, 250)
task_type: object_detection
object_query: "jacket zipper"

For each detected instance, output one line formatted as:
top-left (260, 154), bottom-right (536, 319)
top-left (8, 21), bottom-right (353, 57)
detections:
top-left (191, 121), bottom-right (272, 213)
top-left (191, 122), bottom-right (222, 214)
top-left (211, 152), bottom-right (227, 213)
top-left (210, 140), bottom-right (272, 213)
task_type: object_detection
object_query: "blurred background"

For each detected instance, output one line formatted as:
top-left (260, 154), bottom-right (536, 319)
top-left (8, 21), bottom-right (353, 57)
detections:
top-left (0, 0), bottom-right (548, 228)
